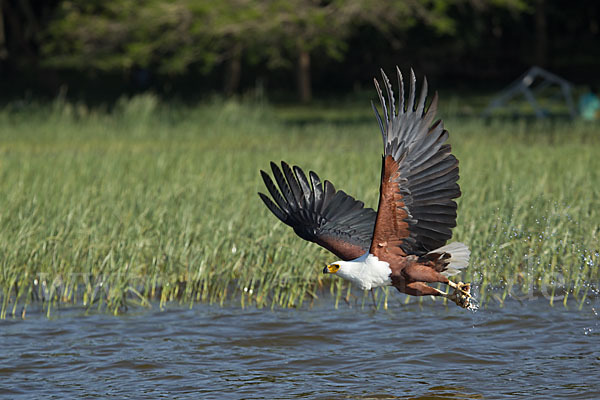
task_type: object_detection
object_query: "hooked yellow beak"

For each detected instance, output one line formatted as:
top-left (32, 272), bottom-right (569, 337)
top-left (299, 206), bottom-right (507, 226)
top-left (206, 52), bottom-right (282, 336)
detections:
top-left (323, 264), bottom-right (340, 274)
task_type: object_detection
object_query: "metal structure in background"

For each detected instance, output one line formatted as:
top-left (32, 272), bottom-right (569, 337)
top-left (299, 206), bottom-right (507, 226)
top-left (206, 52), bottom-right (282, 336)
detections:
top-left (483, 66), bottom-right (576, 119)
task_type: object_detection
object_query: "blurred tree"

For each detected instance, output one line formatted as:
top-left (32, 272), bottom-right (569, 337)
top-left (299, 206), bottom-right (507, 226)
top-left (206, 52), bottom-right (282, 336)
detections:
top-left (2, 0), bottom-right (596, 100)
top-left (39, 0), bottom-right (459, 102)
top-left (254, 0), bottom-right (457, 102)
top-left (42, 1), bottom-right (213, 73)
top-left (0, 0), bottom-right (57, 66)
top-left (0, 0), bottom-right (62, 91)
top-left (42, 1), bottom-right (272, 95)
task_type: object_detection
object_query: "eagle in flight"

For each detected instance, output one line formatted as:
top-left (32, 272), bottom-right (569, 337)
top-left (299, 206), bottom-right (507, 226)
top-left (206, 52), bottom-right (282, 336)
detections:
top-left (259, 68), bottom-right (474, 309)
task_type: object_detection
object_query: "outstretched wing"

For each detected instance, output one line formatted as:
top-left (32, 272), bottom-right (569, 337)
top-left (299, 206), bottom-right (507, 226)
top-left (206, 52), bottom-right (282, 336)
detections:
top-left (369, 68), bottom-right (460, 258)
top-left (259, 161), bottom-right (376, 261)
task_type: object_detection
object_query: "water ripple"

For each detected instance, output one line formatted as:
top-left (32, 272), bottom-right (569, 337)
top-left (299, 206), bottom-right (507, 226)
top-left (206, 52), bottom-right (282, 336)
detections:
top-left (0, 298), bottom-right (599, 399)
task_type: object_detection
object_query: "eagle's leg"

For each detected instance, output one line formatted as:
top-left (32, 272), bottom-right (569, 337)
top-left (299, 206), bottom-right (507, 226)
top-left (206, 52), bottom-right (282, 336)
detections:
top-left (402, 265), bottom-right (473, 308)
top-left (402, 282), bottom-right (447, 297)
top-left (403, 282), bottom-right (472, 309)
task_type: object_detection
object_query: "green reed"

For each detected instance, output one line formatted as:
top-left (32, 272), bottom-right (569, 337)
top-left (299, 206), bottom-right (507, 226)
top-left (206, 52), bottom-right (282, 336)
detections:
top-left (0, 94), bottom-right (598, 317)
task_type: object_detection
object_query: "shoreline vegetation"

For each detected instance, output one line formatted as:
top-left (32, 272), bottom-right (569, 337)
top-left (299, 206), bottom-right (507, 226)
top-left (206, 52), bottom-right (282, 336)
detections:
top-left (0, 94), bottom-right (598, 317)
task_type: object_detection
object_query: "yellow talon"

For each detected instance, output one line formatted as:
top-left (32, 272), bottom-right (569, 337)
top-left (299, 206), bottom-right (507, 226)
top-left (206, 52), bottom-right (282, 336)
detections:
top-left (447, 281), bottom-right (477, 310)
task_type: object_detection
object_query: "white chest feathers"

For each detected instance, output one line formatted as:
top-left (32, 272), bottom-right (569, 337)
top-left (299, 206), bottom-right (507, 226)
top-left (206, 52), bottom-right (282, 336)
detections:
top-left (335, 253), bottom-right (392, 290)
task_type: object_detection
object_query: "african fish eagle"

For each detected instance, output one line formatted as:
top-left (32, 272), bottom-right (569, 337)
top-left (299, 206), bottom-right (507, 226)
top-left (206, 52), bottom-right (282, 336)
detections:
top-left (258, 68), bottom-right (474, 309)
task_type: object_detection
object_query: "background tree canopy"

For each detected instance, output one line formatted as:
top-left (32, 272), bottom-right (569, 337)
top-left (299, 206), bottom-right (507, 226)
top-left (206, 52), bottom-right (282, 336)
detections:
top-left (0, 0), bottom-right (598, 102)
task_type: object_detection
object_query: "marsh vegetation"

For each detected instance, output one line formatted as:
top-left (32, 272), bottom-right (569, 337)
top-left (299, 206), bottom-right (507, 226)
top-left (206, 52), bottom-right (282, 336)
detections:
top-left (0, 94), bottom-right (598, 317)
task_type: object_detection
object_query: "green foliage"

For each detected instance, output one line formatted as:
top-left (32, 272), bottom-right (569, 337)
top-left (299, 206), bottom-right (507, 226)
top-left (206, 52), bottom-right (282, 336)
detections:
top-left (42, 0), bottom-right (218, 73)
top-left (0, 97), bottom-right (598, 317)
top-left (40, 0), bottom-right (467, 73)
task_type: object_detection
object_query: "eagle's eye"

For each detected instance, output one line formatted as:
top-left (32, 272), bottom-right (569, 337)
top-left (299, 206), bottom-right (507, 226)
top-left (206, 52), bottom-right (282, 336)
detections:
top-left (328, 264), bottom-right (340, 273)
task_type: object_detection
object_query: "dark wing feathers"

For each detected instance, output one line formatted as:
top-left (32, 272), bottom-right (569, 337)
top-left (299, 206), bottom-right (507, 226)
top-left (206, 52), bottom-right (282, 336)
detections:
top-left (259, 162), bottom-right (376, 261)
top-left (370, 67), bottom-right (461, 256)
top-left (258, 192), bottom-right (287, 221)
top-left (260, 170), bottom-right (290, 214)
top-left (293, 166), bottom-right (312, 205)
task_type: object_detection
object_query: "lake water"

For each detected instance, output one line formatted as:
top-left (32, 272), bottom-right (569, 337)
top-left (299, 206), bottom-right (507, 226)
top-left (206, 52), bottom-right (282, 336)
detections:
top-left (1, 297), bottom-right (598, 399)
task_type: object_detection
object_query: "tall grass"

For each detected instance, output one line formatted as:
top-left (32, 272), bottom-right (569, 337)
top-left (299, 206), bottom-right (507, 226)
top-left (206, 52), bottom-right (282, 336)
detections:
top-left (0, 94), bottom-right (598, 317)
